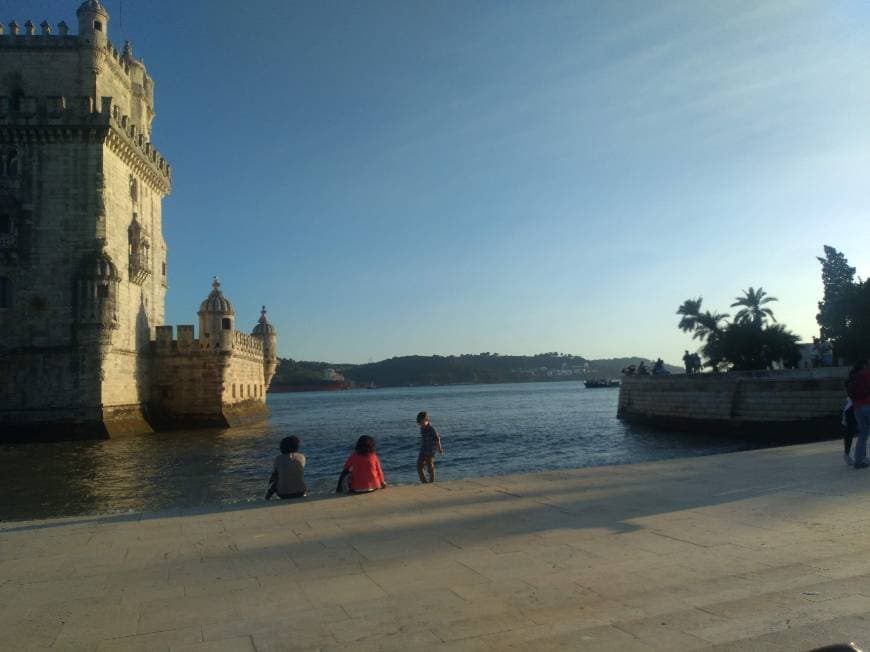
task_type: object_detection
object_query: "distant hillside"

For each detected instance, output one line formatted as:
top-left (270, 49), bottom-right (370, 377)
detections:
top-left (273, 353), bottom-right (681, 389)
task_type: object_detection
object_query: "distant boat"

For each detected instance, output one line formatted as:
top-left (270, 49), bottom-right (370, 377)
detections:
top-left (366, 380), bottom-right (377, 389)
top-left (584, 379), bottom-right (620, 388)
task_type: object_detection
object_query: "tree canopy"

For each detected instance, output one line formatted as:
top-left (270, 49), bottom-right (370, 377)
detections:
top-left (817, 245), bottom-right (870, 362)
top-left (677, 287), bottom-right (799, 371)
top-left (731, 286), bottom-right (777, 327)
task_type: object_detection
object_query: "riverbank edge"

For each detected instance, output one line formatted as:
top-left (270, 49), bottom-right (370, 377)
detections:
top-left (0, 439), bottom-right (830, 528)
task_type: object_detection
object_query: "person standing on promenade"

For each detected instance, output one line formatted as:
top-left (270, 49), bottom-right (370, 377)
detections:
top-left (847, 360), bottom-right (870, 469)
top-left (336, 436), bottom-right (387, 493)
top-left (416, 411), bottom-right (443, 483)
top-left (265, 435), bottom-right (306, 500)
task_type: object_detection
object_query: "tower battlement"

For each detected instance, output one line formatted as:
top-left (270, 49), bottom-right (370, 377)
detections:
top-left (0, 20), bottom-right (74, 41)
top-left (0, 25), bottom-right (154, 86)
top-left (152, 325), bottom-right (267, 359)
top-left (0, 93), bottom-right (171, 192)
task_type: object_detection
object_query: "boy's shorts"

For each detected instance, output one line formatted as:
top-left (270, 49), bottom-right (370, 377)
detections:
top-left (417, 452), bottom-right (435, 464)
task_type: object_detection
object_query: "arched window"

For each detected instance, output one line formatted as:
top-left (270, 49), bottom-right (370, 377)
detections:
top-left (93, 21), bottom-right (102, 32)
top-left (0, 277), bottom-right (11, 309)
top-left (2, 148), bottom-right (19, 178)
top-left (221, 318), bottom-right (231, 330)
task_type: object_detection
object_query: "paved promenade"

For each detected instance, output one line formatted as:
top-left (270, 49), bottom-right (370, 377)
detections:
top-left (3, 441), bottom-right (870, 651)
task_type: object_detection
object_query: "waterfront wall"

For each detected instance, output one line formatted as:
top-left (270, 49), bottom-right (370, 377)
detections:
top-left (617, 367), bottom-right (848, 433)
top-left (150, 325), bottom-right (269, 429)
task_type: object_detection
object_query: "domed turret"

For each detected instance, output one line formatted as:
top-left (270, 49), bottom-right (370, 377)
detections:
top-left (252, 306), bottom-right (276, 337)
top-left (198, 277), bottom-right (235, 349)
top-left (76, 0), bottom-right (109, 48)
top-left (252, 306), bottom-right (278, 388)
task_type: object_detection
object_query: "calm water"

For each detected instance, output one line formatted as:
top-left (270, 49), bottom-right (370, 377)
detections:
top-left (0, 382), bottom-right (811, 521)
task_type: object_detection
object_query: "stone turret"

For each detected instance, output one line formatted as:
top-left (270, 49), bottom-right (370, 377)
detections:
top-left (252, 306), bottom-right (278, 388)
top-left (198, 278), bottom-right (234, 351)
top-left (76, 0), bottom-right (109, 48)
top-left (74, 246), bottom-right (120, 347)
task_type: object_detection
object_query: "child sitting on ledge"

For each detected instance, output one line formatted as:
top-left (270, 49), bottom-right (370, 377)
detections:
top-left (265, 435), bottom-right (306, 500)
top-left (336, 435), bottom-right (387, 494)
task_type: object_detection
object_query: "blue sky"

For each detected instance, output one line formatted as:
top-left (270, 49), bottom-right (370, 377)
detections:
top-left (12, 1), bottom-right (870, 363)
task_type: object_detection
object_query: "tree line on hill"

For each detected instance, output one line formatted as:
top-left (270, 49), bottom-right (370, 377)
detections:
top-left (272, 353), bottom-right (680, 389)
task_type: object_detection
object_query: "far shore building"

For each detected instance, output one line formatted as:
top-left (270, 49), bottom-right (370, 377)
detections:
top-left (0, 2), bottom-right (277, 440)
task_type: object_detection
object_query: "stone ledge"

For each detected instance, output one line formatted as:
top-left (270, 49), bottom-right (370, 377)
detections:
top-left (2, 440), bottom-right (869, 651)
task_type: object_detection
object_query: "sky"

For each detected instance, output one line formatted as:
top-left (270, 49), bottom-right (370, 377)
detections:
top-left (11, 1), bottom-right (870, 364)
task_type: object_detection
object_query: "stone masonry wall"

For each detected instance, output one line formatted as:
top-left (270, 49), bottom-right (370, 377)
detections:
top-left (0, 15), bottom-right (171, 437)
top-left (150, 327), bottom-right (268, 428)
top-left (617, 368), bottom-right (849, 433)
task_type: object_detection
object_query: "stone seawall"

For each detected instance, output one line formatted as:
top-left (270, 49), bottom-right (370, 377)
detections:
top-left (617, 367), bottom-right (849, 434)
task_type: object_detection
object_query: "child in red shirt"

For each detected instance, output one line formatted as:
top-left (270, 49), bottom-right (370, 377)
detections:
top-left (336, 436), bottom-right (387, 493)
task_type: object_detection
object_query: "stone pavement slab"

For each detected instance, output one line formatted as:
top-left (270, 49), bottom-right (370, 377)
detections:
top-left (3, 440), bottom-right (870, 650)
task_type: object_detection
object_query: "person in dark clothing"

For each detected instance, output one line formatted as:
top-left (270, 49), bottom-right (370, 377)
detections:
top-left (416, 411), bottom-right (443, 483)
top-left (844, 399), bottom-right (858, 466)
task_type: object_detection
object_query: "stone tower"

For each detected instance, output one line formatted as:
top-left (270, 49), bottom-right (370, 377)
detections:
top-left (0, 1), bottom-right (172, 438)
top-left (252, 306), bottom-right (278, 388)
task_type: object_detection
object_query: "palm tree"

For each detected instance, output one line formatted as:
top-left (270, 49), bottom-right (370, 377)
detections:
top-left (730, 286), bottom-right (777, 327)
top-left (676, 297), bottom-right (704, 333)
top-left (694, 310), bottom-right (729, 341)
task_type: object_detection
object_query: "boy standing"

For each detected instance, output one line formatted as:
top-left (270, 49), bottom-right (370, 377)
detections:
top-left (416, 411), bottom-right (443, 483)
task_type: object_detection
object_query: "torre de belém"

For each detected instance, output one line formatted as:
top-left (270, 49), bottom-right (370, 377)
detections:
top-left (0, 1), bottom-right (278, 440)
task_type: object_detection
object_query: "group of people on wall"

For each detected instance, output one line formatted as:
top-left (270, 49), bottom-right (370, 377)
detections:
top-left (622, 358), bottom-right (670, 376)
top-left (264, 410), bottom-right (443, 499)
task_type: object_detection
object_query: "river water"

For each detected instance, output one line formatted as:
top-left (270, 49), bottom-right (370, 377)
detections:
top-left (0, 382), bottom-right (821, 521)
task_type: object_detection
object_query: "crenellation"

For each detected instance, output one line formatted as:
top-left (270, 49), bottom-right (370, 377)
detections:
top-left (177, 325), bottom-right (194, 349)
top-left (0, 26), bottom-right (78, 47)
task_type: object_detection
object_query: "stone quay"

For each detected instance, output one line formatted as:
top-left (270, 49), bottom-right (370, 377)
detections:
top-left (3, 440), bottom-right (870, 650)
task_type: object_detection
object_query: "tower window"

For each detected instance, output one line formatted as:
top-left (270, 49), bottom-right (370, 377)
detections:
top-left (0, 277), bottom-right (10, 309)
top-left (162, 261), bottom-right (166, 276)
top-left (94, 21), bottom-right (102, 32)
top-left (0, 214), bottom-right (10, 233)
top-left (221, 318), bottom-right (231, 330)
top-left (3, 148), bottom-right (19, 177)
top-left (97, 284), bottom-right (109, 299)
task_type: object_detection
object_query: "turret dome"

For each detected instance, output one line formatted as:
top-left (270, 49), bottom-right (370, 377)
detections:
top-left (252, 306), bottom-right (277, 336)
top-left (76, 0), bottom-right (108, 17)
top-left (198, 278), bottom-right (234, 316)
